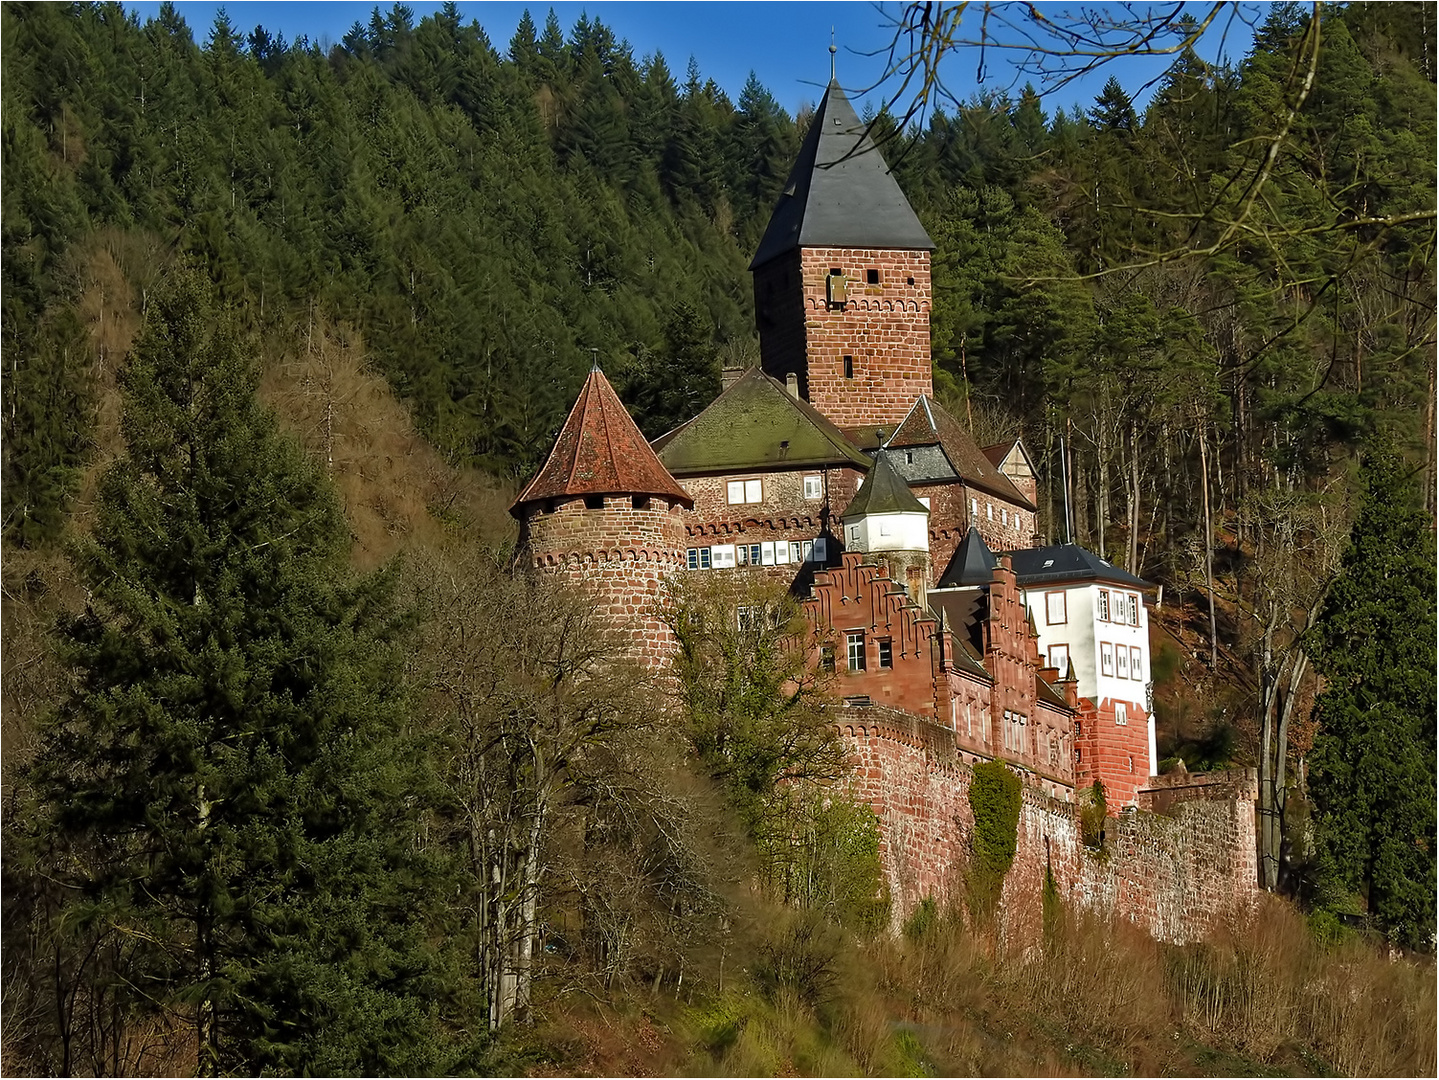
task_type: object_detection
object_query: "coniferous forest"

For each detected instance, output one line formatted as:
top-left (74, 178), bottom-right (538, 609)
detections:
top-left (2, 2), bottom-right (1435, 1075)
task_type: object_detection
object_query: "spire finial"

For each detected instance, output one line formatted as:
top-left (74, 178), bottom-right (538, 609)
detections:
top-left (589, 347), bottom-right (600, 372)
top-left (829, 29), bottom-right (837, 82)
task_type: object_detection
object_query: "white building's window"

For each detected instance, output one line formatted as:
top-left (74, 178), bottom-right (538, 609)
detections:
top-left (1100, 641), bottom-right (1115, 676)
top-left (1048, 644), bottom-right (1069, 673)
top-left (847, 632), bottom-right (866, 671)
top-left (1115, 702), bottom-right (1128, 725)
top-left (1045, 591), bottom-right (1066, 625)
top-left (1130, 646), bottom-right (1143, 679)
top-left (727, 478), bottom-right (763, 504)
top-left (1128, 593), bottom-right (1140, 626)
top-left (1117, 646), bottom-right (1130, 679)
top-left (711, 544), bottom-right (737, 568)
top-left (803, 474), bottom-right (823, 499)
top-left (1097, 590), bottom-right (1110, 622)
top-left (850, 525), bottom-right (861, 544)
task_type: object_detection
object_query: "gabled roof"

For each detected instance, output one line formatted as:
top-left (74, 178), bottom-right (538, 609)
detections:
top-left (1006, 543), bottom-right (1151, 590)
top-left (511, 367), bottom-right (692, 515)
top-left (982, 437), bottom-right (1036, 477)
top-left (840, 452), bottom-right (927, 518)
top-left (749, 79), bottom-right (934, 271)
top-left (886, 396), bottom-right (1036, 510)
top-left (935, 528), bottom-right (999, 588)
top-left (653, 366), bottom-right (871, 475)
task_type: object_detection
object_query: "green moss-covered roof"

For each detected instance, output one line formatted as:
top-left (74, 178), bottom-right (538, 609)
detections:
top-left (653, 367), bottom-right (872, 474)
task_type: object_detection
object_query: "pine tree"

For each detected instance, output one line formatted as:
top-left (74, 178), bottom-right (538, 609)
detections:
top-left (21, 264), bottom-right (445, 1074)
top-left (1307, 440), bottom-right (1437, 950)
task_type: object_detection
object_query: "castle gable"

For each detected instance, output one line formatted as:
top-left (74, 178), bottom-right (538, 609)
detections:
top-left (887, 396), bottom-right (1036, 511)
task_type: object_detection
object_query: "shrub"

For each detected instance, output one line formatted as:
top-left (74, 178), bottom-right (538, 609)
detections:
top-left (1079, 780), bottom-right (1107, 849)
top-left (967, 761), bottom-right (1022, 919)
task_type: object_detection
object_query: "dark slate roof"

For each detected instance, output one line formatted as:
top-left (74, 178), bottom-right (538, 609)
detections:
top-left (1035, 676), bottom-right (1071, 711)
top-left (1006, 543), bottom-right (1151, 589)
top-left (749, 79), bottom-right (934, 270)
top-left (886, 397), bottom-right (1037, 510)
top-left (928, 594), bottom-right (992, 681)
top-left (840, 452), bottom-right (927, 518)
top-left (511, 367), bottom-right (692, 515)
top-left (653, 366), bottom-right (872, 474)
top-left (935, 528), bottom-right (998, 588)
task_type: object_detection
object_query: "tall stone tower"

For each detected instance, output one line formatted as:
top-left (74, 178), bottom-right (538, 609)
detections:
top-left (510, 366), bottom-right (693, 666)
top-left (750, 79), bottom-right (935, 432)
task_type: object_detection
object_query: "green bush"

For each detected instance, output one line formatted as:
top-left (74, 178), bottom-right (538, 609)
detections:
top-left (967, 761), bottom-right (1022, 918)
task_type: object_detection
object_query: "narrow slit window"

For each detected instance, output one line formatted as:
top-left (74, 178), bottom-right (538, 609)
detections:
top-left (843, 354), bottom-right (854, 379)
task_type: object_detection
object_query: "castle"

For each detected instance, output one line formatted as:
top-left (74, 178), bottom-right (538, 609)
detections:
top-left (511, 78), bottom-right (1259, 938)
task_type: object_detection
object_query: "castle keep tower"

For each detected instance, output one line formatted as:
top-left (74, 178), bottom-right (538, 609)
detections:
top-left (510, 366), bottom-right (693, 665)
top-left (750, 79), bottom-right (935, 431)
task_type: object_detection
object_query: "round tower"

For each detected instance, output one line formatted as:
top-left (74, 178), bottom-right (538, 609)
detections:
top-left (510, 367), bottom-right (693, 668)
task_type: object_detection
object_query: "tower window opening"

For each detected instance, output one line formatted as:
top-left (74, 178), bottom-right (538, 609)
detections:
top-left (878, 638), bottom-right (893, 668)
top-left (584, 495), bottom-right (605, 510)
top-left (843, 354), bottom-right (854, 379)
top-left (866, 268), bottom-right (880, 285)
top-left (907, 276), bottom-right (915, 285)
top-left (632, 496), bottom-right (650, 510)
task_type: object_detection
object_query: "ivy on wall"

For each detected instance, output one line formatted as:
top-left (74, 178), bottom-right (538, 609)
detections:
top-left (967, 760), bottom-right (1022, 918)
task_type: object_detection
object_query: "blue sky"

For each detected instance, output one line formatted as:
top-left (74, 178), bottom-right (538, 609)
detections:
top-left (121, 2), bottom-right (1259, 121)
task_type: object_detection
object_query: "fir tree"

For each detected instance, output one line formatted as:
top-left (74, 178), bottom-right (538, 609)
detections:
top-left (21, 263), bottom-right (445, 1074)
top-left (1307, 441), bottom-right (1437, 950)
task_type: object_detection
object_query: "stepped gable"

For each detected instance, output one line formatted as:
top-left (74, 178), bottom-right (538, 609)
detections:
top-left (936, 527), bottom-right (999, 588)
top-left (511, 367), bottom-right (692, 515)
top-left (1007, 543), bottom-right (1151, 590)
top-left (749, 79), bottom-right (935, 271)
top-left (841, 451), bottom-right (927, 517)
top-left (652, 366), bottom-right (871, 474)
top-left (886, 396), bottom-right (1036, 510)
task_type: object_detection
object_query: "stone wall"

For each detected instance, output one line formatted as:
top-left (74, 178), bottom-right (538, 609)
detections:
top-left (839, 706), bottom-right (1260, 943)
top-left (517, 494), bottom-right (688, 665)
top-left (757, 246), bottom-right (933, 430)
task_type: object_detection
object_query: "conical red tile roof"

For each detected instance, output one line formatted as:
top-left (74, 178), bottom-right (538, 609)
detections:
top-left (510, 368), bottom-right (693, 516)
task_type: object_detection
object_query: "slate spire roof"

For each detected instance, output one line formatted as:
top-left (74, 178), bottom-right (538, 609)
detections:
top-left (510, 367), bottom-right (692, 515)
top-left (1005, 543), bottom-right (1151, 590)
top-left (749, 79), bottom-right (935, 270)
top-left (936, 527), bottom-right (999, 588)
top-left (841, 452), bottom-right (928, 518)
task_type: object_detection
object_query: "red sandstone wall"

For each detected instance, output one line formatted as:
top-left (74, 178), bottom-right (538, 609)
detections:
top-left (839, 707), bottom-right (1259, 943)
top-left (678, 464), bottom-right (864, 540)
top-left (757, 246), bottom-right (933, 431)
top-left (517, 495), bottom-right (687, 667)
top-left (922, 481), bottom-right (1032, 577)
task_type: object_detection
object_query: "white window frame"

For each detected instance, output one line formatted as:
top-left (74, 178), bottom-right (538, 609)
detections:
top-left (846, 631), bottom-right (865, 671)
top-left (970, 497), bottom-right (978, 517)
top-left (1048, 644), bottom-right (1069, 673)
top-left (1100, 641), bottom-right (1115, 677)
top-left (1045, 591), bottom-right (1066, 625)
top-left (1115, 702), bottom-right (1128, 725)
top-left (727, 478), bottom-right (763, 505)
top-left (803, 474), bottom-right (823, 500)
top-left (1128, 593), bottom-right (1140, 626)
top-left (1097, 589), bottom-right (1110, 622)
top-left (1130, 646), bottom-right (1143, 680)
top-left (1117, 645), bottom-right (1130, 679)
top-left (710, 544), bottom-right (737, 568)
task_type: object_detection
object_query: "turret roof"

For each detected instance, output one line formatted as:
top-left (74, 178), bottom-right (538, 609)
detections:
top-left (653, 366), bottom-right (871, 474)
top-left (511, 367), bottom-right (692, 515)
top-left (886, 396), bottom-right (1037, 510)
top-left (749, 79), bottom-right (934, 270)
top-left (840, 452), bottom-right (928, 518)
top-left (936, 528), bottom-right (999, 588)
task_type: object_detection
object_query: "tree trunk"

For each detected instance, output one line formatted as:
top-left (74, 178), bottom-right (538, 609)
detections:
top-left (1127, 419), bottom-right (1140, 572)
top-left (1197, 417), bottom-right (1218, 669)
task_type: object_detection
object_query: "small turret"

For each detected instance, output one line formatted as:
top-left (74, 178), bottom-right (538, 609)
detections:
top-left (840, 452), bottom-right (930, 603)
